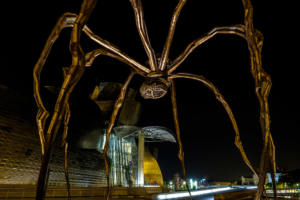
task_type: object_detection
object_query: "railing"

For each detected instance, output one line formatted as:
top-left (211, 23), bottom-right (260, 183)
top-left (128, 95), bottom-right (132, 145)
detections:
top-left (265, 188), bottom-right (300, 198)
top-left (0, 186), bottom-right (162, 199)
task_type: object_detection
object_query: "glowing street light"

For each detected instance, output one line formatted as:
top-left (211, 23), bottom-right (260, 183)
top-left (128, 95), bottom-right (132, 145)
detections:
top-left (183, 181), bottom-right (186, 185)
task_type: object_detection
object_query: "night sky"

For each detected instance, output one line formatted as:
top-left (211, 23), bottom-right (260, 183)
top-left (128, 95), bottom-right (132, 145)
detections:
top-left (2, 0), bottom-right (299, 182)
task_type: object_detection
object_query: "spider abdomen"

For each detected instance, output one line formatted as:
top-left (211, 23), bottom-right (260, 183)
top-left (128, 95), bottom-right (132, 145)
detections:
top-left (140, 78), bottom-right (169, 99)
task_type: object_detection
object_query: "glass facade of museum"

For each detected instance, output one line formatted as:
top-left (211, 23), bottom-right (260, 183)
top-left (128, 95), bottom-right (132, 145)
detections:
top-left (98, 121), bottom-right (138, 187)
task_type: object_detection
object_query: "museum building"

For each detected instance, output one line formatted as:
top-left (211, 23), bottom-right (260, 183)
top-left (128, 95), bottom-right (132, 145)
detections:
top-left (0, 80), bottom-right (176, 187)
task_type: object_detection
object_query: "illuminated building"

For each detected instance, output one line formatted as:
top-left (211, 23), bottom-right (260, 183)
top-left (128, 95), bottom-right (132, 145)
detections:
top-left (0, 82), bottom-right (176, 187)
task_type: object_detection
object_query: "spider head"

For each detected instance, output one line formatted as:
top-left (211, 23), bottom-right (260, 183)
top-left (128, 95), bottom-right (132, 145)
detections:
top-left (140, 78), bottom-right (169, 99)
top-left (145, 53), bottom-right (172, 69)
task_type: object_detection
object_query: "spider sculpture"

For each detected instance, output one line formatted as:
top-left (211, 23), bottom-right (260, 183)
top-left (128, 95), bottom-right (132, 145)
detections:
top-left (33, 0), bottom-right (277, 200)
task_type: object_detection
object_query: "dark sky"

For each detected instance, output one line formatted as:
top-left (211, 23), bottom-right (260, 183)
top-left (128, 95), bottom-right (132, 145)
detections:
top-left (2, 0), bottom-right (299, 182)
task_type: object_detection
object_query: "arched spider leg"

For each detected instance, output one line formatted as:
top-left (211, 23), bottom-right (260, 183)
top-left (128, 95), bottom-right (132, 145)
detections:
top-left (129, 0), bottom-right (157, 71)
top-left (35, 1), bottom-right (98, 199)
top-left (103, 70), bottom-right (136, 200)
top-left (159, 0), bottom-right (186, 71)
top-left (34, 7), bottom-right (150, 200)
top-left (170, 79), bottom-right (193, 200)
top-left (241, 0), bottom-right (276, 199)
top-left (34, 14), bottom-right (149, 149)
top-left (167, 26), bottom-right (247, 74)
top-left (33, 12), bottom-right (79, 156)
top-left (169, 72), bottom-right (257, 175)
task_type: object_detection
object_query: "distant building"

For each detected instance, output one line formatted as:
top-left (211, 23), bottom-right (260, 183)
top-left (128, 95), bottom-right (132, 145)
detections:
top-left (210, 181), bottom-right (231, 186)
top-left (253, 174), bottom-right (259, 186)
top-left (276, 166), bottom-right (288, 173)
top-left (279, 169), bottom-right (300, 183)
top-left (241, 176), bottom-right (254, 185)
top-left (205, 175), bottom-right (211, 182)
top-left (245, 173), bottom-right (282, 186)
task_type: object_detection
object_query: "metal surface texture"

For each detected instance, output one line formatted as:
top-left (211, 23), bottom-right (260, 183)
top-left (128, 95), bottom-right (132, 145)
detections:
top-left (103, 70), bottom-right (136, 199)
top-left (144, 146), bottom-right (164, 186)
top-left (114, 125), bottom-right (177, 143)
top-left (34, 1), bottom-right (275, 200)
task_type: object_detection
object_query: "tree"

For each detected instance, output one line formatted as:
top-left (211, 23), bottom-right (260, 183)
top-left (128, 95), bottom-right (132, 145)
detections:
top-left (265, 182), bottom-right (272, 188)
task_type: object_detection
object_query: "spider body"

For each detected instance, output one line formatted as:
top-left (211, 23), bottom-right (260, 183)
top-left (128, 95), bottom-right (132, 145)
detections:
top-left (33, 1), bottom-right (276, 200)
top-left (140, 55), bottom-right (172, 99)
top-left (140, 77), bottom-right (169, 99)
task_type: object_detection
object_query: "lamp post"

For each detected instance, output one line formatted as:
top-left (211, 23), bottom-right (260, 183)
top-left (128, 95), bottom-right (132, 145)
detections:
top-left (190, 179), bottom-right (193, 189)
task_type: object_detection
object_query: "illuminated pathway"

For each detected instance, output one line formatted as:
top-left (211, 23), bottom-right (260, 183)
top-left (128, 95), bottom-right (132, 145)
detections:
top-left (152, 186), bottom-right (258, 200)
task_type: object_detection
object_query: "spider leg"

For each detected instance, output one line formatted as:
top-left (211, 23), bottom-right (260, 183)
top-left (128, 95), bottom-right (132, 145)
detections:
top-left (83, 26), bottom-right (150, 73)
top-left (33, 12), bottom-right (80, 155)
top-left (62, 67), bottom-right (71, 200)
top-left (169, 73), bottom-right (257, 175)
top-left (159, 0), bottom-right (186, 71)
top-left (85, 48), bottom-right (147, 77)
top-left (103, 70), bottom-right (136, 200)
top-left (268, 137), bottom-right (277, 198)
top-left (129, 0), bottom-right (157, 71)
top-left (241, 0), bottom-right (276, 199)
top-left (44, 167), bottom-right (51, 200)
top-left (167, 25), bottom-right (247, 74)
top-left (35, 1), bottom-right (98, 199)
top-left (170, 79), bottom-right (193, 200)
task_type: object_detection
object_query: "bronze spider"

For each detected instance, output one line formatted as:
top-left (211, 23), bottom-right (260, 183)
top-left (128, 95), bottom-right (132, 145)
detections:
top-left (33, 0), bottom-right (277, 200)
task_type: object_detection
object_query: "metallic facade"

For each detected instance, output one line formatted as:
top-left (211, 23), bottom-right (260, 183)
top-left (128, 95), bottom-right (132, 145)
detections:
top-left (144, 146), bottom-right (164, 187)
top-left (0, 84), bottom-right (164, 189)
top-left (0, 86), bottom-right (107, 187)
top-left (98, 121), bottom-right (139, 187)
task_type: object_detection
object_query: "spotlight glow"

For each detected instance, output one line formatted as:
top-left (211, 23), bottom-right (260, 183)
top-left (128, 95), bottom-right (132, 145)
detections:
top-left (156, 186), bottom-right (257, 199)
top-left (157, 187), bottom-right (232, 199)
